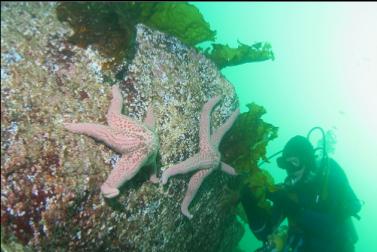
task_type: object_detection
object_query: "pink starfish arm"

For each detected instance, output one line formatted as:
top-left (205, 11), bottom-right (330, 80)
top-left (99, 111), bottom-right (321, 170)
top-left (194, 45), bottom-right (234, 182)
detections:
top-left (210, 108), bottom-right (240, 149)
top-left (148, 154), bottom-right (159, 184)
top-left (63, 123), bottom-right (142, 153)
top-left (107, 85), bottom-right (123, 115)
top-left (106, 85), bottom-right (145, 132)
top-left (199, 96), bottom-right (221, 153)
top-left (101, 146), bottom-right (150, 198)
top-left (220, 162), bottom-right (237, 175)
top-left (143, 104), bottom-right (156, 130)
top-left (161, 153), bottom-right (201, 185)
top-left (181, 168), bottom-right (215, 219)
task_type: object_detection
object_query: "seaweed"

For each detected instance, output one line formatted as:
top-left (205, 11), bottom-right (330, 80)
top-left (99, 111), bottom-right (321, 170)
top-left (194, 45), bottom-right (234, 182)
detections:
top-left (219, 103), bottom-right (278, 211)
top-left (56, 2), bottom-right (216, 69)
top-left (56, 2), bottom-right (273, 71)
top-left (204, 41), bottom-right (275, 69)
top-left (138, 2), bottom-right (216, 46)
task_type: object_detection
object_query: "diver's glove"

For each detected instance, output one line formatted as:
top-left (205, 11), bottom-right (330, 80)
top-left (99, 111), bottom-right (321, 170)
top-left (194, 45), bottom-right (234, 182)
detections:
top-left (240, 185), bottom-right (271, 241)
top-left (240, 185), bottom-right (266, 221)
top-left (267, 189), bottom-right (303, 217)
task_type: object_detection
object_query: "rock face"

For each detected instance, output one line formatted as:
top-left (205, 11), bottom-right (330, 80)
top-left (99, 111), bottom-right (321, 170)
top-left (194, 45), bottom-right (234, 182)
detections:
top-left (1, 3), bottom-right (243, 251)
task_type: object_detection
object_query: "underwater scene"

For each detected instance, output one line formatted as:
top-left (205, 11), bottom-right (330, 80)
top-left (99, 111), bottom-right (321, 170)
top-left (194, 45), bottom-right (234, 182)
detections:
top-left (1, 2), bottom-right (376, 252)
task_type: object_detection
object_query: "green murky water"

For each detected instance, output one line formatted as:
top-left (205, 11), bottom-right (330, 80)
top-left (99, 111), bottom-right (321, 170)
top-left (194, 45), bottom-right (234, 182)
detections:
top-left (193, 2), bottom-right (377, 251)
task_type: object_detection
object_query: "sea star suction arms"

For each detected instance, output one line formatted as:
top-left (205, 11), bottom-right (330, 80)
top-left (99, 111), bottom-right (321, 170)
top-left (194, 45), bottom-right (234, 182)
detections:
top-left (64, 85), bottom-right (159, 198)
top-left (161, 96), bottom-right (239, 219)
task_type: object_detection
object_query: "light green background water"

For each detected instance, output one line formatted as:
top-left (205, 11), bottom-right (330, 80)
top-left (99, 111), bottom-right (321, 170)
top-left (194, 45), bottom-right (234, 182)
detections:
top-left (192, 2), bottom-right (377, 251)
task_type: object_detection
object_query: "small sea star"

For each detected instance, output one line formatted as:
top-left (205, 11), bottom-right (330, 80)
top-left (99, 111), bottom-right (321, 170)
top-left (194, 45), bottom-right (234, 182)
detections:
top-left (64, 85), bottom-right (159, 198)
top-left (161, 96), bottom-right (239, 219)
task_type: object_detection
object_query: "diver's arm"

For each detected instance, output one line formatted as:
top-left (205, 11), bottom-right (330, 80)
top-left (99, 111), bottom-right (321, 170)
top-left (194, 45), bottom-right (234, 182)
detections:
top-left (294, 208), bottom-right (339, 237)
top-left (266, 188), bottom-right (341, 237)
top-left (294, 205), bottom-right (358, 238)
top-left (295, 159), bottom-right (361, 237)
top-left (240, 186), bottom-right (285, 241)
top-left (328, 158), bottom-right (362, 218)
top-left (341, 185), bottom-right (362, 219)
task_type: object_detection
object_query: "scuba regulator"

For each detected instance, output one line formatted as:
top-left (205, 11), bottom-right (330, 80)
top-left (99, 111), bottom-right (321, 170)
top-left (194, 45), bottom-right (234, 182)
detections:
top-left (258, 127), bottom-right (329, 201)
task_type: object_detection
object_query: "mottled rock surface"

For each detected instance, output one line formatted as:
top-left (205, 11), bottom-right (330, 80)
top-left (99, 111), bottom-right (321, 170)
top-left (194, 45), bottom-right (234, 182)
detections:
top-left (1, 3), bottom-right (243, 251)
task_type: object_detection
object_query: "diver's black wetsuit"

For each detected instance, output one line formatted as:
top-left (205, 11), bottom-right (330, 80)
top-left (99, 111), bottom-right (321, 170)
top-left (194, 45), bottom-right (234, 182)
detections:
top-left (241, 158), bottom-right (361, 252)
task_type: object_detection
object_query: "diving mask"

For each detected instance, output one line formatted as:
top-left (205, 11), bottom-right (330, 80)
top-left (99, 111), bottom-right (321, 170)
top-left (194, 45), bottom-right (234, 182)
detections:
top-left (277, 156), bottom-right (302, 173)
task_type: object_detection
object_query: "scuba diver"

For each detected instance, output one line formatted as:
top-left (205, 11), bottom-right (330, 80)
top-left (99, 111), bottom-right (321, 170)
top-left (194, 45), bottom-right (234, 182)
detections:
top-left (240, 131), bottom-right (362, 252)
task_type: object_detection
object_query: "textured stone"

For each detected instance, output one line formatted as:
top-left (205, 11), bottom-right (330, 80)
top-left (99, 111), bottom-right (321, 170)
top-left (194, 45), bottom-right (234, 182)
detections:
top-left (1, 3), bottom-right (243, 251)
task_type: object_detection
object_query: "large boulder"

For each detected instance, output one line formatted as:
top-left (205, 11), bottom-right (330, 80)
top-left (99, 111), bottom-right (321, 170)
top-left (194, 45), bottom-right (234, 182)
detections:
top-left (1, 3), bottom-right (243, 251)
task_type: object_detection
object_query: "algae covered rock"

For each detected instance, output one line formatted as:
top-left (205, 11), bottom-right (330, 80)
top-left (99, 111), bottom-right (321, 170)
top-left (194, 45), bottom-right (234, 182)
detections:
top-left (1, 2), bottom-right (277, 251)
top-left (1, 3), bottom-right (243, 251)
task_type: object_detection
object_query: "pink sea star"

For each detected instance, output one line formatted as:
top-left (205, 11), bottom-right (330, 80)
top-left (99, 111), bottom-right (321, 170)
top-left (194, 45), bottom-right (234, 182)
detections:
top-left (161, 96), bottom-right (240, 219)
top-left (64, 85), bottom-right (159, 198)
